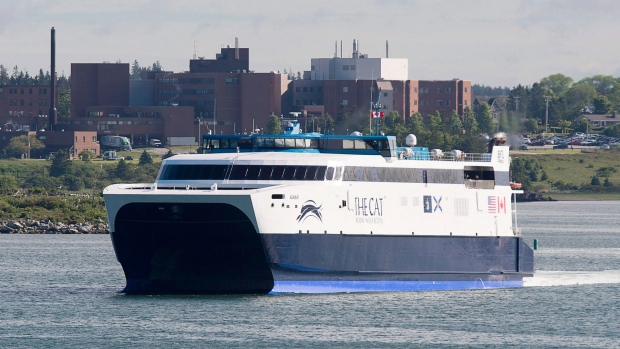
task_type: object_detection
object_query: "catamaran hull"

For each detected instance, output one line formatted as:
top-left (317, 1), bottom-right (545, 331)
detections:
top-left (111, 202), bottom-right (533, 294)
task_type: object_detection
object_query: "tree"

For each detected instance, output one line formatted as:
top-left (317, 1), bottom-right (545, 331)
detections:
top-left (162, 150), bottom-right (174, 160)
top-left (0, 65), bottom-right (9, 85)
top-left (50, 149), bottom-right (72, 177)
top-left (4, 135), bottom-right (45, 158)
top-left (131, 60), bottom-right (141, 79)
top-left (592, 95), bottom-right (612, 114)
top-left (79, 150), bottom-right (92, 161)
top-left (139, 150), bottom-right (153, 165)
top-left (57, 89), bottom-right (71, 118)
top-left (115, 159), bottom-right (132, 180)
top-left (448, 110), bottom-right (463, 135)
top-left (475, 102), bottom-right (494, 134)
top-left (540, 74), bottom-right (573, 97)
top-left (266, 114), bottom-right (282, 134)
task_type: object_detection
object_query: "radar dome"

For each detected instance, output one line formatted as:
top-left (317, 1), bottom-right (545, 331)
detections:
top-left (406, 134), bottom-right (417, 146)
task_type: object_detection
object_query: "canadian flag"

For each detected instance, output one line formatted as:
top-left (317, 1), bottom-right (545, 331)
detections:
top-left (371, 111), bottom-right (385, 119)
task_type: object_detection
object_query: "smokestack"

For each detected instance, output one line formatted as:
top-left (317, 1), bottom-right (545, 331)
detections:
top-left (49, 27), bottom-right (57, 131)
top-left (235, 37), bottom-right (239, 60)
top-left (386, 40), bottom-right (389, 58)
top-left (352, 39), bottom-right (357, 58)
top-left (334, 41), bottom-right (337, 58)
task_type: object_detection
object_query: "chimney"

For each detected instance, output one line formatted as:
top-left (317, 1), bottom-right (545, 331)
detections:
top-left (235, 37), bottom-right (239, 60)
top-left (49, 27), bottom-right (57, 131)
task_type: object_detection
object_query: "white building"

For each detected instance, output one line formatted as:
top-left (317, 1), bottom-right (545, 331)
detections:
top-left (308, 40), bottom-right (408, 81)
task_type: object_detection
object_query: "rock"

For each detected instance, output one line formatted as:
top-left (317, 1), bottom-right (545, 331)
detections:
top-left (0, 225), bottom-right (12, 234)
top-left (8, 221), bottom-right (23, 229)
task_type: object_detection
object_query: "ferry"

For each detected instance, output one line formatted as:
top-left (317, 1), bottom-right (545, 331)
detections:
top-left (103, 121), bottom-right (533, 294)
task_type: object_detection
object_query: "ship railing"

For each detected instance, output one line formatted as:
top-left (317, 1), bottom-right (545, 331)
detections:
top-left (408, 153), bottom-right (492, 162)
top-left (464, 179), bottom-right (495, 189)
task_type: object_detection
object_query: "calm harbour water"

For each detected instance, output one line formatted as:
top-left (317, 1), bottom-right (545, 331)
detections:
top-left (1, 201), bottom-right (619, 348)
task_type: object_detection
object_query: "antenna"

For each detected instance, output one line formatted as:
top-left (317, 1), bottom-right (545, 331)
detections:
top-left (193, 40), bottom-right (197, 59)
top-left (386, 40), bottom-right (389, 58)
top-left (334, 41), bottom-right (337, 58)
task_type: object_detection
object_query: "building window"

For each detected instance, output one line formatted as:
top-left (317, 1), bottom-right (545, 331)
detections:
top-left (303, 100), bottom-right (308, 105)
top-left (303, 87), bottom-right (308, 92)
top-left (414, 100), bottom-right (417, 105)
top-left (437, 88), bottom-right (442, 93)
top-left (343, 65), bottom-right (349, 71)
top-left (21, 88), bottom-right (24, 94)
top-left (44, 89), bottom-right (47, 94)
top-left (29, 99), bottom-right (32, 106)
top-left (342, 100), bottom-right (348, 106)
top-left (296, 87), bottom-right (301, 92)
top-left (20, 99), bottom-right (24, 106)
top-left (446, 87), bottom-right (451, 93)
top-left (437, 100), bottom-right (443, 106)
top-left (414, 87), bottom-right (418, 93)
top-left (392, 100), bottom-right (396, 106)
top-left (311, 65), bottom-right (315, 71)
top-left (464, 88), bottom-right (468, 93)
top-left (350, 65), bottom-right (356, 70)
top-left (318, 87), bottom-right (323, 93)
top-left (464, 100), bottom-right (468, 106)
top-left (446, 100), bottom-right (451, 106)
top-left (384, 92), bottom-right (388, 97)
top-left (295, 100), bottom-right (300, 105)
top-left (29, 88), bottom-right (33, 94)
top-left (309, 87), bottom-right (314, 92)
top-left (343, 86), bottom-right (348, 93)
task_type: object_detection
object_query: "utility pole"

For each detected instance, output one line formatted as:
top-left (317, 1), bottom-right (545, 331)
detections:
top-left (545, 97), bottom-right (549, 134)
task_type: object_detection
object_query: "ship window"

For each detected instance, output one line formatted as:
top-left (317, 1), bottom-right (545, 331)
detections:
top-left (246, 165), bottom-right (261, 179)
top-left (221, 139), bottom-right (229, 148)
top-left (230, 165), bottom-right (249, 180)
top-left (294, 167), bottom-right (308, 180)
top-left (282, 166), bottom-right (297, 180)
top-left (258, 166), bottom-right (273, 180)
top-left (304, 166), bottom-right (317, 180)
top-left (325, 167), bottom-right (335, 180)
top-left (316, 166), bottom-right (327, 180)
top-left (334, 166), bottom-right (342, 180)
top-left (271, 166), bottom-right (286, 180)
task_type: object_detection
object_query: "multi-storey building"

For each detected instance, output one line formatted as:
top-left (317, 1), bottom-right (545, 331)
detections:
top-left (291, 42), bottom-right (471, 124)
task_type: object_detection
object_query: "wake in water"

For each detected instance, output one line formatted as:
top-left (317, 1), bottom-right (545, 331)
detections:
top-left (524, 270), bottom-right (620, 287)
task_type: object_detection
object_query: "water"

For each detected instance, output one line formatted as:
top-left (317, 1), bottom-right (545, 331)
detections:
top-left (1, 201), bottom-right (620, 348)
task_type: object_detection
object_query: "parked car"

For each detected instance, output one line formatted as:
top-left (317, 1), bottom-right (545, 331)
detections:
top-left (600, 144), bottom-right (611, 150)
top-left (519, 145), bottom-right (529, 150)
top-left (149, 139), bottom-right (162, 147)
top-left (553, 143), bottom-right (569, 149)
top-left (531, 140), bottom-right (545, 146)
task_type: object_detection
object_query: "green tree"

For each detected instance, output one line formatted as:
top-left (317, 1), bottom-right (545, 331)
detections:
top-left (4, 135), bottom-right (45, 158)
top-left (475, 102), bottom-right (494, 134)
top-left (78, 150), bottom-right (92, 161)
top-left (540, 73), bottom-right (573, 97)
top-left (591, 176), bottom-right (601, 185)
top-left (448, 110), bottom-right (463, 135)
top-left (162, 149), bottom-right (174, 160)
top-left (115, 159), bottom-right (131, 180)
top-left (57, 89), bottom-right (71, 118)
top-left (266, 114), bottom-right (282, 134)
top-left (139, 150), bottom-right (153, 165)
top-left (50, 149), bottom-right (72, 177)
top-left (592, 95), bottom-right (612, 114)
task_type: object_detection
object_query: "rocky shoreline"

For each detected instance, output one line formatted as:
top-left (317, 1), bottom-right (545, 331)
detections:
top-left (0, 219), bottom-right (109, 234)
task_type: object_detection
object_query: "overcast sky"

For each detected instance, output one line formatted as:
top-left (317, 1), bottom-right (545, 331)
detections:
top-left (1, 0), bottom-right (619, 88)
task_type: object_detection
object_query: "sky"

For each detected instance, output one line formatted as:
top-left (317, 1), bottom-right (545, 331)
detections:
top-left (1, 0), bottom-right (619, 88)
